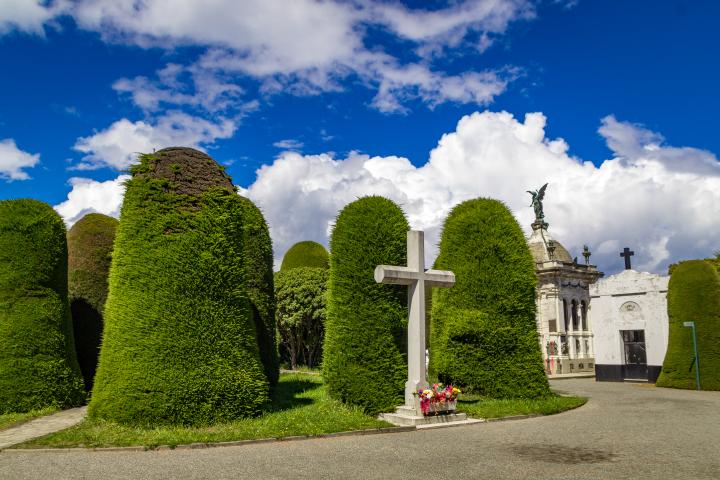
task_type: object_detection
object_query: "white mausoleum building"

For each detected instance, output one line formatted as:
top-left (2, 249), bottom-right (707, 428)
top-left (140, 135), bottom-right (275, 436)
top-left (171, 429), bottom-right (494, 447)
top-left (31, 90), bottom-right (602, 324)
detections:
top-left (589, 268), bottom-right (669, 382)
top-left (528, 220), bottom-right (603, 376)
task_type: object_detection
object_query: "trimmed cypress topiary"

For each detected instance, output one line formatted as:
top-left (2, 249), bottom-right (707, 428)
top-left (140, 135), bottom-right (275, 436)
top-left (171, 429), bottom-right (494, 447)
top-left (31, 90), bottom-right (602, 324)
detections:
top-left (238, 196), bottom-right (279, 390)
top-left (657, 259), bottom-right (720, 390)
top-left (275, 266), bottom-right (328, 369)
top-left (429, 198), bottom-right (550, 398)
top-left (323, 196), bottom-right (408, 414)
top-left (281, 241), bottom-right (329, 270)
top-left (89, 147), bottom-right (269, 425)
top-left (0, 199), bottom-right (85, 413)
top-left (277, 241), bottom-right (329, 371)
top-left (68, 213), bottom-right (118, 393)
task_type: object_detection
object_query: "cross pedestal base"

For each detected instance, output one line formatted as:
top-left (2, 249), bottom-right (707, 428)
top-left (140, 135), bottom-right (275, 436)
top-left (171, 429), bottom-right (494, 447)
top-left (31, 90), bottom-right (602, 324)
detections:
top-left (379, 405), bottom-right (469, 427)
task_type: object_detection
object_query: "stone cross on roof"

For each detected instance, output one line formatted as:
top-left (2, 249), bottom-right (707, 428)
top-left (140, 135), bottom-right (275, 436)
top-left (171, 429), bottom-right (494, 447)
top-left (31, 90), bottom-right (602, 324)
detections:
top-left (620, 247), bottom-right (635, 270)
top-left (375, 230), bottom-right (455, 413)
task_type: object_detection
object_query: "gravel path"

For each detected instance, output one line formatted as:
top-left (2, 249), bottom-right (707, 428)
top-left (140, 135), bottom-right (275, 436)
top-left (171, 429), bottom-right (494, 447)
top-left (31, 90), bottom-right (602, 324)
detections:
top-left (1, 380), bottom-right (718, 479)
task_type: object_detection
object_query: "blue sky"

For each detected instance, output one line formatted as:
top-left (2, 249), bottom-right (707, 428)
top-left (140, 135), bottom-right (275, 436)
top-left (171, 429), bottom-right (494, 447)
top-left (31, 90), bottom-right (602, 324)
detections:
top-left (1, 0), bottom-right (719, 274)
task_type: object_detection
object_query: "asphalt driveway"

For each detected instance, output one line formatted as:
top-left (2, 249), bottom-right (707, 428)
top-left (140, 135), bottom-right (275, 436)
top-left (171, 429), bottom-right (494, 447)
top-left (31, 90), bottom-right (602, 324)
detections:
top-left (1, 378), bottom-right (718, 479)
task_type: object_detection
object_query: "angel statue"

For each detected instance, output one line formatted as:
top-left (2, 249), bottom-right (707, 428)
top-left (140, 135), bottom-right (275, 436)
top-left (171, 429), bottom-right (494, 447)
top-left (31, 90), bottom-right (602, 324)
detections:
top-left (527, 183), bottom-right (548, 222)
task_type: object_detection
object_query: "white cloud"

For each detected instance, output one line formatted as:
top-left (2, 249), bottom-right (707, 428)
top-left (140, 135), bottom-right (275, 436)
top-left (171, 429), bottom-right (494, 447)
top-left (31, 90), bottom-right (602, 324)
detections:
top-left (0, 138), bottom-right (40, 181)
top-left (65, 0), bottom-right (533, 69)
top-left (241, 111), bottom-right (720, 274)
top-left (0, 0), bottom-right (56, 35)
top-left (599, 115), bottom-right (720, 176)
top-left (366, 55), bottom-right (516, 113)
top-left (273, 139), bottom-right (304, 151)
top-left (3, 0), bottom-right (533, 113)
top-left (73, 111), bottom-right (237, 170)
top-left (54, 175), bottom-right (129, 226)
top-left (113, 63), bottom-right (244, 113)
top-left (555, 0), bottom-right (580, 10)
top-left (70, 0), bottom-right (361, 76)
top-left (54, 111), bottom-right (720, 274)
top-left (369, 0), bottom-right (534, 51)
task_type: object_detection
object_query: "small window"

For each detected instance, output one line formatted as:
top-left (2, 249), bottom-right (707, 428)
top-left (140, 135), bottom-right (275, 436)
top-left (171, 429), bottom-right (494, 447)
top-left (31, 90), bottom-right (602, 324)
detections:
top-left (622, 330), bottom-right (645, 343)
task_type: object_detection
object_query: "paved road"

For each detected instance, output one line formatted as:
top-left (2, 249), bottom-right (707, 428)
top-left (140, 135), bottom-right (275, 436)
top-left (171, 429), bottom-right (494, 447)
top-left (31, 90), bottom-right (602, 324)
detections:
top-left (1, 379), bottom-right (718, 479)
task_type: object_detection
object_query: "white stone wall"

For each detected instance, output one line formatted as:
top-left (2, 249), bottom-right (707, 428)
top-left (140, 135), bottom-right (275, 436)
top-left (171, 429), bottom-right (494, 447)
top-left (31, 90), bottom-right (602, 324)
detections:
top-left (589, 270), bottom-right (669, 367)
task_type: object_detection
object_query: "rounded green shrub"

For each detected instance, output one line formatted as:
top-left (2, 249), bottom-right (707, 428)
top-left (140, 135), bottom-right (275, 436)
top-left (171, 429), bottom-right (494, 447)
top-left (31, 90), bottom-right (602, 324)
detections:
top-left (68, 213), bottom-right (119, 393)
top-left (89, 147), bottom-right (269, 425)
top-left (429, 198), bottom-right (550, 398)
top-left (281, 241), bottom-right (329, 270)
top-left (238, 196), bottom-right (279, 390)
top-left (0, 199), bottom-right (85, 413)
top-left (275, 266), bottom-right (328, 369)
top-left (323, 196), bottom-right (409, 414)
top-left (657, 259), bottom-right (720, 390)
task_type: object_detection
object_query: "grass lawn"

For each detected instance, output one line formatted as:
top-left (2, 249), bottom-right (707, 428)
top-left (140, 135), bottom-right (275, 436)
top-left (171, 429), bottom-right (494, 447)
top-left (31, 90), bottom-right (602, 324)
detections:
top-left (458, 393), bottom-right (586, 419)
top-left (19, 373), bottom-right (391, 449)
top-left (0, 407), bottom-right (59, 431)
top-left (18, 374), bottom-right (586, 449)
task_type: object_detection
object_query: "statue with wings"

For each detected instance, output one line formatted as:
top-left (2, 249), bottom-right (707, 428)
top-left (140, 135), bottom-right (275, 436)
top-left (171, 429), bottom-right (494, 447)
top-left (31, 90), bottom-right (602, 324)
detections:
top-left (527, 183), bottom-right (548, 222)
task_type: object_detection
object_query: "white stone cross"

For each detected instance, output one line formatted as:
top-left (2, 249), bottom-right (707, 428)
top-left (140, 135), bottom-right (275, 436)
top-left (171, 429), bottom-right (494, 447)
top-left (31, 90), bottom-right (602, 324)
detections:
top-left (374, 230), bottom-right (455, 413)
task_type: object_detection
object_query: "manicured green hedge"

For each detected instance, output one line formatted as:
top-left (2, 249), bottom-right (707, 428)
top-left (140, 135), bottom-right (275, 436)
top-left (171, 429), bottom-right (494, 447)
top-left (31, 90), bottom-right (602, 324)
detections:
top-left (429, 198), bottom-right (550, 398)
top-left (275, 266), bottom-right (328, 369)
top-left (238, 196), bottom-right (279, 390)
top-left (0, 199), bottom-right (85, 413)
top-left (281, 241), bottom-right (329, 270)
top-left (657, 259), bottom-right (720, 390)
top-left (89, 147), bottom-right (269, 425)
top-left (68, 213), bottom-right (118, 393)
top-left (323, 196), bottom-right (408, 414)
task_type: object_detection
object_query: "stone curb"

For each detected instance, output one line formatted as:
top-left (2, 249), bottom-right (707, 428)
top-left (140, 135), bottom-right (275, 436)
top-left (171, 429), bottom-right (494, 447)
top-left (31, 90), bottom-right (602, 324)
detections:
top-left (547, 374), bottom-right (596, 380)
top-left (485, 414), bottom-right (541, 422)
top-left (0, 426), bottom-right (416, 454)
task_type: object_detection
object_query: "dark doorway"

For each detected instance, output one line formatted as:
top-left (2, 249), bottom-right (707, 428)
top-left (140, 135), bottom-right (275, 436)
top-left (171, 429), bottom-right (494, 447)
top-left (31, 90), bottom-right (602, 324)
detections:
top-left (71, 299), bottom-right (103, 393)
top-left (622, 330), bottom-right (647, 380)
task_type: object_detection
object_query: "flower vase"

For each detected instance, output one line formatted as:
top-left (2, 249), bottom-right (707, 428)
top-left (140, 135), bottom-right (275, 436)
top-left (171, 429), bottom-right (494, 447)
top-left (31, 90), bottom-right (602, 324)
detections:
top-left (424, 399), bottom-right (457, 416)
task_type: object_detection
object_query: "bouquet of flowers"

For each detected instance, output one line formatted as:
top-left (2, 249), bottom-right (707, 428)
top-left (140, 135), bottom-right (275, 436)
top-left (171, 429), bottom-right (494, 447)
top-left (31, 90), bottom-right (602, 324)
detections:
top-left (416, 383), bottom-right (461, 415)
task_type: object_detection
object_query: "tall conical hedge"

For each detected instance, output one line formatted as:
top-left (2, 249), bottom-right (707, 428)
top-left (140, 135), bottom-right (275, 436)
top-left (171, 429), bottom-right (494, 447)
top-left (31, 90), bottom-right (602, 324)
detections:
top-left (68, 213), bottom-right (118, 393)
top-left (0, 199), bottom-right (85, 413)
top-left (657, 259), bottom-right (720, 390)
top-left (281, 241), bottom-right (329, 270)
top-left (238, 196), bottom-right (279, 390)
top-left (276, 242), bottom-right (329, 370)
top-left (275, 266), bottom-right (328, 369)
top-left (89, 147), bottom-right (269, 425)
top-left (429, 198), bottom-right (550, 398)
top-left (323, 196), bottom-right (408, 414)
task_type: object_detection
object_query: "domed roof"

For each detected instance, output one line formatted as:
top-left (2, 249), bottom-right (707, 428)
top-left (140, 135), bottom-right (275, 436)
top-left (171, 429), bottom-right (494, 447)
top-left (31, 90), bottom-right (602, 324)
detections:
top-left (527, 223), bottom-right (573, 264)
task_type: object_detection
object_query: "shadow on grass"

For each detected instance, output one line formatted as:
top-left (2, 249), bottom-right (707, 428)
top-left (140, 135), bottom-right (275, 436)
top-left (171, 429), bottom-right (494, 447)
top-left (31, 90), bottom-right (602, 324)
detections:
top-left (266, 377), bottom-right (319, 413)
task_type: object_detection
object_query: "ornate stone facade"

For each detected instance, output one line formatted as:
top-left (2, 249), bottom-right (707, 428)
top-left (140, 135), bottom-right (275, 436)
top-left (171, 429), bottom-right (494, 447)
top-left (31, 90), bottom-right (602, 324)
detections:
top-left (528, 221), bottom-right (602, 376)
